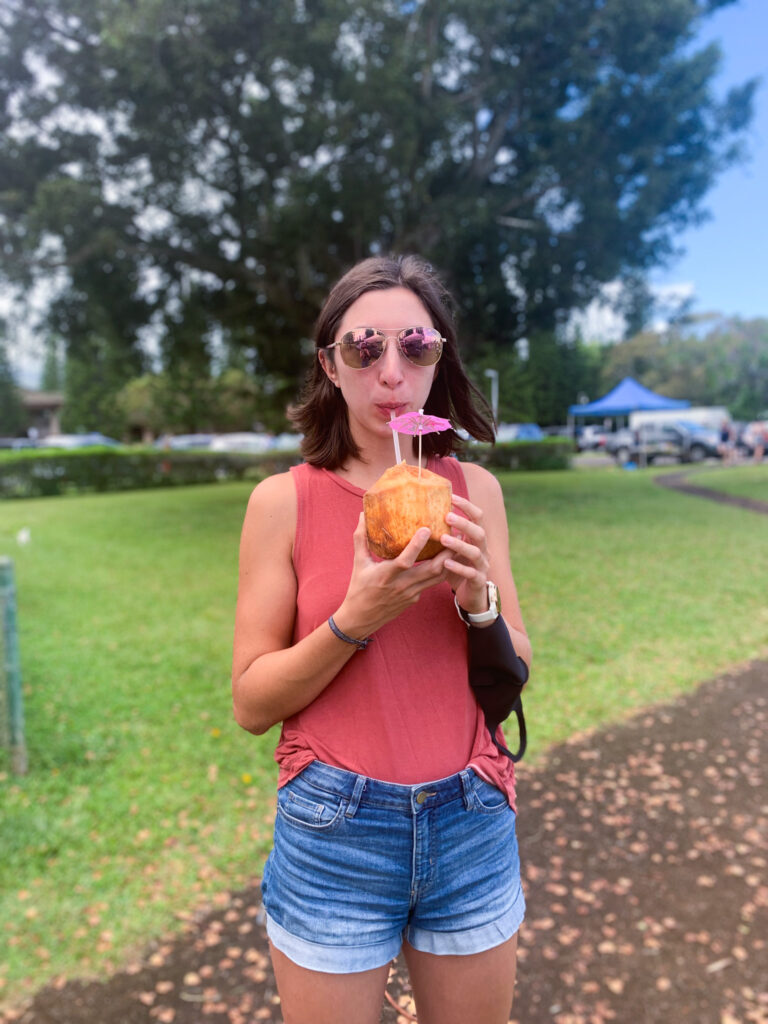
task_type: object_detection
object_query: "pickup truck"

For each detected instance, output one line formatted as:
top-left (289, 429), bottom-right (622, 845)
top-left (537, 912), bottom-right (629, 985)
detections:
top-left (605, 424), bottom-right (721, 465)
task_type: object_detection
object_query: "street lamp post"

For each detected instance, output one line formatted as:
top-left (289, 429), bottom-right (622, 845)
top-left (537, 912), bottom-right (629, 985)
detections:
top-left (484, 368), bottom-right (499, 424)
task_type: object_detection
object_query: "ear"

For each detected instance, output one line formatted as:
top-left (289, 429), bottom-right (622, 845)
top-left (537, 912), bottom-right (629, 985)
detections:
top-left (318, 349), bottom-right (340, 388)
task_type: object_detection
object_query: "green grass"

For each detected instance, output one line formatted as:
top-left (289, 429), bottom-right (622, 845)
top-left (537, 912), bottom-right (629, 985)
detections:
top-left (500, 468), bottom-right (768, 751)
top-left (1, 470), bottom-right (767, 1004)
top-left (682, 462), bottom-right (768, 502)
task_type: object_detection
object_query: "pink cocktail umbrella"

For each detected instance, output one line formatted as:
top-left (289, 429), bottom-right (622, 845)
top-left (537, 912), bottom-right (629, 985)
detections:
top-left (388, 409), bottom-right (452, 477)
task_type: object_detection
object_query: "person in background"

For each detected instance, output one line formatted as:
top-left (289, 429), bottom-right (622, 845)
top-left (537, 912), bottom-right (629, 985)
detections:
top-left (232, 254), bottom-right (531, 1024)
top-left (753, 423), bottom-right (766, 464)
top-left (719, 420), bottom-right (736, 465)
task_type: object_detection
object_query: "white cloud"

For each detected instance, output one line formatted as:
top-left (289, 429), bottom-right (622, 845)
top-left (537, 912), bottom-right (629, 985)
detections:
top-left (566, 279), bottom-right (698, 343)
top-left (565, 281), bottom-right (627, 344)
top-left (648, 282), bottom-right (695, 331)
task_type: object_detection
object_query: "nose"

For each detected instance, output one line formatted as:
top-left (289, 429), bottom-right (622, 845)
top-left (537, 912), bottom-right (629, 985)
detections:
top-left (376, 336), bottom-right (405, 386)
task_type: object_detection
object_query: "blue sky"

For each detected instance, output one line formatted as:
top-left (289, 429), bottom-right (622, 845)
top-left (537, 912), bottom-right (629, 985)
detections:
top-left (650, 0), bottom-right (768, 320)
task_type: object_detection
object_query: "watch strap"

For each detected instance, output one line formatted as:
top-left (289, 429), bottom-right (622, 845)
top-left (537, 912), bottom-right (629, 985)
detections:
top-left (454, 581), bottom-right (500, 625)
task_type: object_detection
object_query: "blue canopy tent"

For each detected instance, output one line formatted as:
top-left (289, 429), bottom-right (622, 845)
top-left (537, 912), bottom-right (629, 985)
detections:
top-left (569, 377), bottom-right (690, 419)
top-left (568, 377), bottom-right (690, 466)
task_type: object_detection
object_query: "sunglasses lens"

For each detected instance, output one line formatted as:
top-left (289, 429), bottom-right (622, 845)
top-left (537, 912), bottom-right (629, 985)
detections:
top-left (338, 330), bottom-right (385, 368)
top-left (334, 328), bottom-right (443, 368)
top-left (399, 328), bottom-right (443, 366)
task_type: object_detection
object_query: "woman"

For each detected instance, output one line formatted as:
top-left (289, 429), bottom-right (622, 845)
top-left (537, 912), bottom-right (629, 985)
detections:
top-left (232, 254), bottom-right (531, 1024)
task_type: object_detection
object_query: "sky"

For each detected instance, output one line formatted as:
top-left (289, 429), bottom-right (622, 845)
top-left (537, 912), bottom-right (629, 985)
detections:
top-left (649, 0), bottom-right (768, 321)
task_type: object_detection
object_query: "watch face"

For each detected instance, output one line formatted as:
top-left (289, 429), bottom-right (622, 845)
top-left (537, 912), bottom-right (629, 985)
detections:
top-left (489, 581), bottom-right (501, 614)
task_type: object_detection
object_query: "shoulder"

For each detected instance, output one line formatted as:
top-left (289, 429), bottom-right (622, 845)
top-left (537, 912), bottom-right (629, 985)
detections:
top-left (241, 471), bottom-right (297, 548)
top-left (246, 469), bottom-right (296, 513)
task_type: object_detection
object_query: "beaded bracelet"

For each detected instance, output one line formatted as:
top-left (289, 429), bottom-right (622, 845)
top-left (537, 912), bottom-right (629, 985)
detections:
top-left (328, 615), bottom-right (372, 651)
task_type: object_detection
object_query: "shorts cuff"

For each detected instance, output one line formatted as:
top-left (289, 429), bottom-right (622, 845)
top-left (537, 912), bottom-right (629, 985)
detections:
top-left (265, 913), bottom-right (400, 974)
top-left (405, 884), bottom-right (526, 956)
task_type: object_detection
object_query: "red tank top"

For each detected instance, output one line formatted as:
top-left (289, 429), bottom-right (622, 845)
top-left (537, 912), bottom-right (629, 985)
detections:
top-left (274, 457), bottom-right (517, 807)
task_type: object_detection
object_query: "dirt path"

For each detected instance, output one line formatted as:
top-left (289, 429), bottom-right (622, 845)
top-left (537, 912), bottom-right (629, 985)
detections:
top-left (655, 467), bottom-right (768, 515)
top-left (2, 660), bottom-right (766, 1024)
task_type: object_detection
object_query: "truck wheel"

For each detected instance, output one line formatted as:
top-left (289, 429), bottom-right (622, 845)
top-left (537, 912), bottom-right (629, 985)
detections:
top-left (689, 444), bottom-right (706, 463)
top-left (614, 447), bottom-right (630, 464)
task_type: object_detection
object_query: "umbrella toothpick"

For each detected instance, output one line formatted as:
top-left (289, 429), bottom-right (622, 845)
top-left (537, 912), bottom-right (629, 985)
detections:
top-left (387, 408), bottom-right (452, 476)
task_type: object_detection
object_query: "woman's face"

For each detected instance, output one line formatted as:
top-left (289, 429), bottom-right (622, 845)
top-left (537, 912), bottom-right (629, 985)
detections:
top-left (318, 286), bottom-right (440, 450)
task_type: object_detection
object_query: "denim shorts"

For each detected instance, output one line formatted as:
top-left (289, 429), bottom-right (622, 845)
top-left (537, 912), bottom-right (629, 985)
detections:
top-left (261, 761), bottom-right (525, 973)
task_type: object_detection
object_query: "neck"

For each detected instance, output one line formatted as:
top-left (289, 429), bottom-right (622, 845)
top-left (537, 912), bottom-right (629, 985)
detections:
top-left (336, 437), bottom-right (428, 488)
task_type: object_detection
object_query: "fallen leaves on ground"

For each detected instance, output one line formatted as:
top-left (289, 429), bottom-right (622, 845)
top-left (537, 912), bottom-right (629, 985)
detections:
top-left (0, 662), bottom-right (766, 1023)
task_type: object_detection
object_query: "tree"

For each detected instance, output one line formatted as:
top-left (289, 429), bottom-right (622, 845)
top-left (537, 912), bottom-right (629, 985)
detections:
top-left (0, 0), bottom-right (756, 425)
top-left (601, 317), bottom-right (768, 420)
top-left (40, 334), bottom-right (65, 392)
top-left (0, 334), bottom-right (25, 435)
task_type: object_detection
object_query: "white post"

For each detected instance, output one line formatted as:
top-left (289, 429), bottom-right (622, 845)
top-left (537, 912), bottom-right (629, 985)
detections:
top-left (484, 369), bottom-right (499, 424)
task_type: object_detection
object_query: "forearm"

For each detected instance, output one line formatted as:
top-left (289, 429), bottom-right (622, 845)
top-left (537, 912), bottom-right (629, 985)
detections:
top-left (506, 621), bottom-right (532, 669)
top-left (232, 613), bottom-right (365, 734)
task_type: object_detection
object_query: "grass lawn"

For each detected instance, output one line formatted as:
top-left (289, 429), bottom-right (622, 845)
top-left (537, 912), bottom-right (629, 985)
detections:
top-left (1, 469), bottom-right (767, 1005)
top-left (683, 462), bottom-right (768, 502)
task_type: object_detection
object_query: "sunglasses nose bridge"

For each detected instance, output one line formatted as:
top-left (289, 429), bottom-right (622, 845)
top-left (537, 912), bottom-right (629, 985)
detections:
top-left (376, 334), bottom-right (407, 375)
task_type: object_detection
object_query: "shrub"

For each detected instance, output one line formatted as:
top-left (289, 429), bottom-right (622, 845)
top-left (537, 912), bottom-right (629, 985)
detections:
top-left (0, 448), bottom-right (303, 499)
top-left (464, 438), bottom-right (573, 471)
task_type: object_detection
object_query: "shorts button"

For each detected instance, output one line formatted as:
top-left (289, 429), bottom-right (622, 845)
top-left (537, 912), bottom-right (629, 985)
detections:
top-left (416, 791), bottom-right (436, 805)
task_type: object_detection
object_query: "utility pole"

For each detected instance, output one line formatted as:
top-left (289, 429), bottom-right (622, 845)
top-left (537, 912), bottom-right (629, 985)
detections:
top-left (484, 368), bottom-right (499, 425)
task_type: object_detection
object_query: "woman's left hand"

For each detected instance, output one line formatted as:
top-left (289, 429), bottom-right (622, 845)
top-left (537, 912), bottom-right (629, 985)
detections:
top-left (441, 493), bottom-right (492, 616)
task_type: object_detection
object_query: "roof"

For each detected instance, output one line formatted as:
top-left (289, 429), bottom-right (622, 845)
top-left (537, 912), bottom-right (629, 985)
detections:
top-left (20, 389), bottom-right (65, 410)
top-left (569, 377), bottom-right (690, 417)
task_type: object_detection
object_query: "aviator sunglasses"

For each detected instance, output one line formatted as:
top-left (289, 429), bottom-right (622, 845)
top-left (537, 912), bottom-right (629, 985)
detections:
top-left (325, 326), bottom-right (445, 369)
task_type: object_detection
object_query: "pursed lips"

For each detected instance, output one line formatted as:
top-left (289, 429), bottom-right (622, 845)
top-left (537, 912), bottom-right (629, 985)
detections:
top-left (375, 402), bottom-right (408, 419)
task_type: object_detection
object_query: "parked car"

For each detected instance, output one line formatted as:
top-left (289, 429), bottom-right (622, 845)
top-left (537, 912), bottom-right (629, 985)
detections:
top-left (0, 437), bottom-right (38, 449)
top-left (209, 432), bottom-right (273, 454)
top-left (269, 432), bottom-right (302, 451)
top-left (42, 432), bottom-right (122, 449)
top-left (576, 424), bottom-right (608, 451)
top-left (154, 433), bottom-right (216, 450)
top-left (496, 423), bottom-right (544, 442)
top-left (605, 423), bottom-right (721, 465)
top-left (737, 421), bottom-right (768, 456)
top-left (675, 422), bottom-right (722, 461)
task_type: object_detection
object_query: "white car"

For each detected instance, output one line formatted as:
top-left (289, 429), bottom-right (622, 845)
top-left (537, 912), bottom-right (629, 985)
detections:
top-left (42, 433), bottom-right (121, 448)
top-left (576, 425), bottom-right (608, 451)
top-left (209, 432), bottom-right (273, 454)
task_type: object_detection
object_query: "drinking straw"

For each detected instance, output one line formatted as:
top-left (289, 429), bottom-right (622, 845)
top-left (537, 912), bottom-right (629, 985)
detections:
top-left (390, 410), bottom-right (402, 464)
top-left (417, 408), bottom-right (423, 478)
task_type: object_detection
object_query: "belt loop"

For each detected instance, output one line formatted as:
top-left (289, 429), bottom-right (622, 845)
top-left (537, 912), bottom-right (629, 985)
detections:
top-left (459, 769), bottom-right (474, 810)
top-left (345, 775), bottom-right (366, 818)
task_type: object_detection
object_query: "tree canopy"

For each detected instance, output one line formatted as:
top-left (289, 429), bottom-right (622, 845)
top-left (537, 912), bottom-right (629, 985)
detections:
top-left (0, 0), bottom-right (756, 429)
top-left (601, 317), bottom-right (768, 421)
top-left (0, 333), bottom-right (26, 435)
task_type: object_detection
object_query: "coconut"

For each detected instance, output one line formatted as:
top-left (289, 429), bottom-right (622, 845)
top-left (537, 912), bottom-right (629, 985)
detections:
top-left (363, 462), bottom-right (452, 560)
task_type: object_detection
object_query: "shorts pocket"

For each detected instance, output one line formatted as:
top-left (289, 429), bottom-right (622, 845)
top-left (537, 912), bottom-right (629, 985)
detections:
top-left (276, 781), bottom-right (345, 832)
top-left (469, 774), bottom-right (510, 814)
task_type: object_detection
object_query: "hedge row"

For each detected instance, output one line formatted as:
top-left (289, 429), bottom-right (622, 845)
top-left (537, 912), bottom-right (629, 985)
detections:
top-left (464, 438), bottom-right (573, 471)
top-left (0, 439), bottom-right (571, 499)
top-left (0, 449), bottom-right (301, 499)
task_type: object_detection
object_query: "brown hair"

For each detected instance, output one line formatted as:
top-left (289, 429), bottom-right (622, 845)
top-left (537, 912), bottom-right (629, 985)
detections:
top-left (289, 255), bottom-right (495, 468)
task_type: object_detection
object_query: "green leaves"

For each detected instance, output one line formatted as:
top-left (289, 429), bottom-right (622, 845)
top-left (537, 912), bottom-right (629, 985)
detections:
top-left (0, 0), bottom-right (756, 426)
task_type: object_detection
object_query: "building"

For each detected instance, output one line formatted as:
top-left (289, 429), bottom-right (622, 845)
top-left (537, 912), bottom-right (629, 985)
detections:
top-left (20, 389), bottom-right (64, 438)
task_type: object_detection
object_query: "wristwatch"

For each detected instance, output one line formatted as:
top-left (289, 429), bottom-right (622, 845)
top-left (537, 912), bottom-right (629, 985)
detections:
top-left (455, 581), bottom-right (501, 625)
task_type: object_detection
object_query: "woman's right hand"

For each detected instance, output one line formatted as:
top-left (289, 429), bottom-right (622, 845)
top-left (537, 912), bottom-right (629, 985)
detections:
top-left (331, 512), bottom-right (450, 641)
